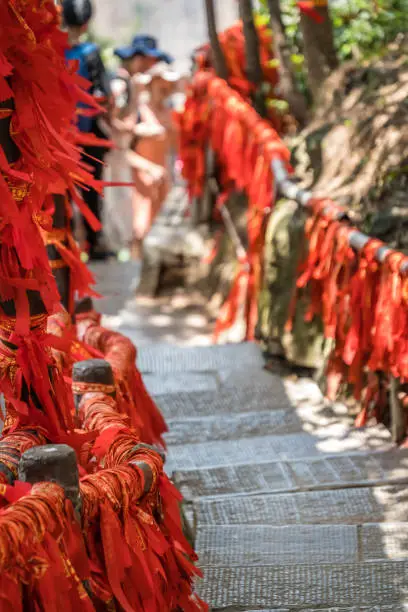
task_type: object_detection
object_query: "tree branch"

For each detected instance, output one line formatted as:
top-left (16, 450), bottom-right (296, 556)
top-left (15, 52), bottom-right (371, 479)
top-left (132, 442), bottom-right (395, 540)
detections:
top-left (238, 0), bottom-right (267, 116)
top-left (203, 0), bottom-right (229, 80)
top-left (266, 0), bottom-right (308, 124)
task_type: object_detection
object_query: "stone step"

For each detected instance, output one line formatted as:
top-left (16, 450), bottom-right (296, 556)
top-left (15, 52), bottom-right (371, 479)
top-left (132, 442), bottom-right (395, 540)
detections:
top-left (197, 524), bottom-right (359, 567)
top-left (137, 342), bottom-right (264, 373)
top-left (194, 485), bottom-right (408, 527)
top-left (143, 367), bottom-right (282, 397)
top-left (164, 410), bottom-right (304, 445)
top-left (218, 606), bottom-right (408, 611)
top-left (196, 561), bottom-right (408, 609)
top-left (166, 426), bottom-right (393, 473)
top-left (196, 523), bottom-right (408, 567)
top-left (174, 449), bottom-right (408, 500)
top-left (144, 372), bottom-right (219, 396)
top-left (157, 385), bottom-right (292, 420)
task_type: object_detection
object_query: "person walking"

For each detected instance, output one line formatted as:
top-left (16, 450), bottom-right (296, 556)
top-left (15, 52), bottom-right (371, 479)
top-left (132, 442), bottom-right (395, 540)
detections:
top-left (103, 36), bottom-right (175, 258)
top-left (62, 0), bottom-right (113, 261)
top-left (130, 62), bottom-right (180, 255)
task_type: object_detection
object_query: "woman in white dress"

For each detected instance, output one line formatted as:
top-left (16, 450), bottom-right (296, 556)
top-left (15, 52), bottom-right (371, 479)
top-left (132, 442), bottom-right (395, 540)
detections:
top-left (102, 36), bottom-right (175, 257)
top-left (103, 62), bottom-right (179, 257)
top-left (102, 69), bottom-right (135, 253)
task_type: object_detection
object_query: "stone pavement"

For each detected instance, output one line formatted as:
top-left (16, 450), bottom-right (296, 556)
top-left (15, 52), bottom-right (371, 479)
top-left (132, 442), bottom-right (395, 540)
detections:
top-left (90, 259), bottom-right (213, 347)
top-left (92, 261), bottom-right (408, 610)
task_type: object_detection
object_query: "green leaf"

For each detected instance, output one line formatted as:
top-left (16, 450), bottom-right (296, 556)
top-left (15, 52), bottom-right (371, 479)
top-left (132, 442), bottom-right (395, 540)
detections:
top-left (267, 98), bottom-right (290, 113)
top-left (291, 53), bottom-right (305, 66)
top-left (255, 13), bottom-right (270, 27)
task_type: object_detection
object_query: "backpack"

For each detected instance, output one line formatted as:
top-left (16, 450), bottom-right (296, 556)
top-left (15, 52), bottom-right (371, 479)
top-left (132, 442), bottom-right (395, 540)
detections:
top-left (66, 42), bottom-right (99, 133)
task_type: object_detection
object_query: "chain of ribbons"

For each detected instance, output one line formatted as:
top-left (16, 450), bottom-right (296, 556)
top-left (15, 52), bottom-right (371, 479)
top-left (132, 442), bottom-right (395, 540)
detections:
top-left (0, 1), bottom-right (205, 609)
top-left (176, 70), bottom-right (408, 424)
top-left (176, 73), bottom-right (290, 341)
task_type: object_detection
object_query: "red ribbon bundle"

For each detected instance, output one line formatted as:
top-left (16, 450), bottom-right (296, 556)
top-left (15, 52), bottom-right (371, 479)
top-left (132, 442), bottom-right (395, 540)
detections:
top-left (80, 464), bottom-right (206, 611)
top-left (178, 75), bottom-right (289, 341)
top-left (195, 20), bottom-right (279, 99)
top-left (42, 194), bottom-right (100, 313)
top-left (0, 313), bottom-right (79, 440)
top-left (76, 391), bottom-right (205, 611)
top-left (76, 315), bottom-right (168, 447)
top-left (179, 61), bottom-right (408, 427)
top-left (0, 2), bottom-right (206, 609)
top-left (173, 73), bottom-right (211, 200)
top-left (0, 0), bottom-right (105, 323)
top-left (287, 197), bottom-right (408, 424)
top-left (0, 482), bottom-right (93, 611)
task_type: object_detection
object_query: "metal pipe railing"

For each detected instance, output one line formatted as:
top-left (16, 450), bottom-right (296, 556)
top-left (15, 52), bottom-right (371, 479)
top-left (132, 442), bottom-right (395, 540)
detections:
top-left (271, 158), bottom-right (402, 270)
top-left (272, 157), bottom-right (407, 443)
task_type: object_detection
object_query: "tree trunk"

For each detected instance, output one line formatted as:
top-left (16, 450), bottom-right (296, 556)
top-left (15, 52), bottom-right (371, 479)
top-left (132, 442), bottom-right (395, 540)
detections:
top-left (203, 0), bottom-right (228, 79)
top-left (299, 3), bottom-right (338, 100)
top-left (266, 0), bottom-right (308, 125)
top-left (238, 0), bottom-right (267, 116)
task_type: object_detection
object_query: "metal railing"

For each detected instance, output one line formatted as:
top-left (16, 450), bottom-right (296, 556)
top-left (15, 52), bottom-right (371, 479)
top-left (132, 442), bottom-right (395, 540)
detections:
top-left (272, 158), bottom-right (408, 273)
top-left (271, 157), bottom-right (407, 443)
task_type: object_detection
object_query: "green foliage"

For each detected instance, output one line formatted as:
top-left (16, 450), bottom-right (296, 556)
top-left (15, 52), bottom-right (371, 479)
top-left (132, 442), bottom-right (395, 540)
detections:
top-left (260, 0), bottom-right (408, 62)
top-left (259, 0), bottom-right (310, 95)
top-left (332, 0), bottom-right (408, 60)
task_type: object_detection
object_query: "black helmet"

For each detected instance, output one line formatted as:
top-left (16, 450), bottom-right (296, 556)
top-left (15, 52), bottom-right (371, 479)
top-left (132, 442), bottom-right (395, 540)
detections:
top-left (62, 0), bottom-right (93, 27)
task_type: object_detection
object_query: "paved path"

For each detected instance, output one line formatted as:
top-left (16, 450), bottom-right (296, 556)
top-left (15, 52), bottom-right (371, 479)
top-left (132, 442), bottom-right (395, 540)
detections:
top-left (94, 262), bottom-right (408, 610)
top-left (90, 259), bottom-right (212, 347)
top-left (140, 343), bottom-right (408, 611)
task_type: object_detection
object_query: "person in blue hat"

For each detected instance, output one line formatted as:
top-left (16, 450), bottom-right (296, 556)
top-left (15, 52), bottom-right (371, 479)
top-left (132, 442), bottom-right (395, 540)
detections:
top-left (102, 36), bottom-right (174, 258)
top-left (114, 35), bottom-right (173, 77)
top-left (62, 0), bottom-right (113, 261)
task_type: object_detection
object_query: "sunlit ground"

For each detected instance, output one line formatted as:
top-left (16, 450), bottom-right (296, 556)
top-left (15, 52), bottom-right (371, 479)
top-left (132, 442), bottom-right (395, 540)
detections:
top-left (90, 259), bottom-right (213, 347)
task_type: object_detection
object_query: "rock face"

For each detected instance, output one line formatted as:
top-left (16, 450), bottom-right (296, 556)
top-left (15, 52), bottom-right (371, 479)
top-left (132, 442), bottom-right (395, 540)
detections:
top-left (291, 36), bottom-right (408, 246)
top-left (92, 0), bottom-right (238, 72)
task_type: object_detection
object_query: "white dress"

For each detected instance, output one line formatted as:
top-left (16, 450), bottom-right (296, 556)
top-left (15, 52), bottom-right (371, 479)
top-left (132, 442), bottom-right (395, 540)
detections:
top-left (102, 75), bottom-right (135, 251)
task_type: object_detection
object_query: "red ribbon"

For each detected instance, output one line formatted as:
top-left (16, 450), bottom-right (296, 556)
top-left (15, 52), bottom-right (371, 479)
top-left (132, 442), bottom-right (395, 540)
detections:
top-left (297, 1), bottom-right (325, 23)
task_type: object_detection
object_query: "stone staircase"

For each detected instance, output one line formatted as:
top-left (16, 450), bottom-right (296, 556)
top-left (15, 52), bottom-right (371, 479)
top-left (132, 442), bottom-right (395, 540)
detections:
top-left (138, 342), bottom-right (408, 611)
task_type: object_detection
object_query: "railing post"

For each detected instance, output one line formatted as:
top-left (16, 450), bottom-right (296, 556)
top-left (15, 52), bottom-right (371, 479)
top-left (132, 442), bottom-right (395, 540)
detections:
top-left (390, 376), bottom-right (407, 444)
top-left (19, 445), bottom-right (81, 514)
top-left (72, 358), bottom-right (159, 493)
top-left (74, 297), bottom-right (95, 316)
top-left (72, 358), bottom-right (116, 410)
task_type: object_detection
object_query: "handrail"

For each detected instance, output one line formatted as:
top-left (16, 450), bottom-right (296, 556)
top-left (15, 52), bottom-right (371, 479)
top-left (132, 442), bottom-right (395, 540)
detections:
top-left (271, 159), bottom-right (406, 443)
top-left (271, 158), bottom-right (405, 271)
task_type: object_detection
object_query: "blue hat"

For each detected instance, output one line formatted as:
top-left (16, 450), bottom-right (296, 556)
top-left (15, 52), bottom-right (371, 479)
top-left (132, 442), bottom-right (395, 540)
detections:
top-left (114, 35), bottom-right (173, 64)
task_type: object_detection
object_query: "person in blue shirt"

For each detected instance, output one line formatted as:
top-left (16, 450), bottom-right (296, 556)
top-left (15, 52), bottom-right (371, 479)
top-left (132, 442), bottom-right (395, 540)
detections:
top-left (62, 0), bottom-right (113, 261)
